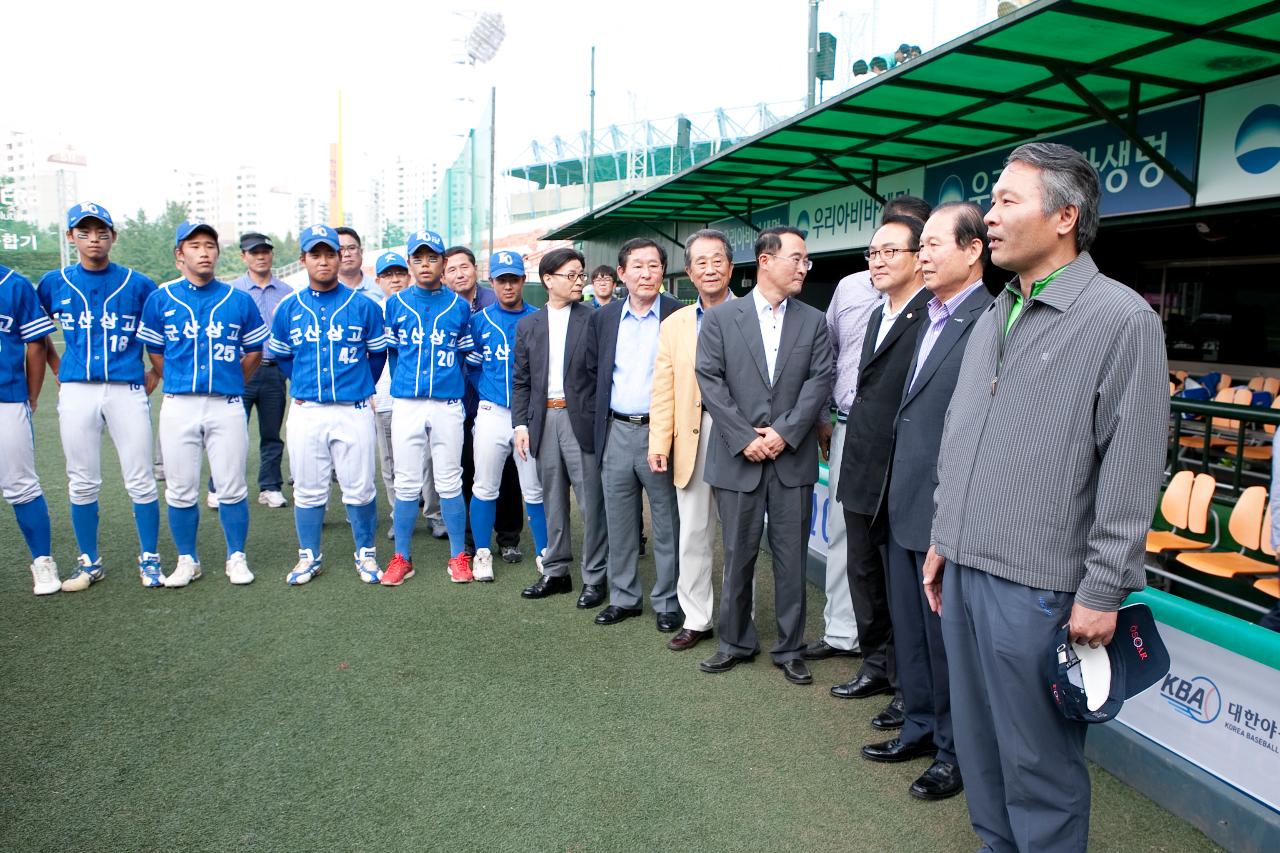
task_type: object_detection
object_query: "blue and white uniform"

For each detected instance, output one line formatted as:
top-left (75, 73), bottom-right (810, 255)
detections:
top-left (138, 271), bottom-right (266, 569)
top-left (384, 229), bottom-right (475, 562)
top-left (0, 264), bottom-right (57, 572)
top-left (36, 202), bottom-right (162, 585)
top-left (268, 224), bottom-right (391, 583)
top-left (466, 298), bottom-right (547, 559)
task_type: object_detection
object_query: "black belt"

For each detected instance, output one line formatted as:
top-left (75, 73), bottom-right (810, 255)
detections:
top-left (611, 410), bottom-right (649, 425)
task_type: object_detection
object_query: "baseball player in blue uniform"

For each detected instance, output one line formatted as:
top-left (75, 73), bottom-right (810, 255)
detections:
top-left (0, 264), bottom-right (59, 594)
top-left (464, 252), bottom-right (547, 582)
top-left (138, 221), bottom-right (267, 587)
top-left (380, 229), bottom-right (474, 586)
top-left (37, 203), bottom-right (163, 590)
top-left (267, 224), bottom-right (389, 585)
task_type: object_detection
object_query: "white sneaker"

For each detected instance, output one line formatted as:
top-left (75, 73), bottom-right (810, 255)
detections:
top-left (535, 548), bottom-right (545, 574)
top-left (30, 556), bottom-right (60, 595)
top-left (287, 549), bottom-right (322, 585)
top-left (225, 551), bottom-right (254, 585)
top-left (206, 492), bottom-right (219, 509)
top-left (354, 547), bottom-right (381, 584)
top-left (61, 554), bottom-right (104, 592)
top-left (164, 555), bottom-right (203, 588)
top-left (472, 547), bottom-right (495, 582)
top-left (258, 490), bottom-right (287, 508)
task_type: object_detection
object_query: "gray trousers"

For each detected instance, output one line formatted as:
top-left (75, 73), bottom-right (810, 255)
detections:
top-left (942, 562), bottom-right (1090, 853)
top-left (714, 464), bottom-right (811, 663)
top-left (601, 420), bottom-right (679, 612)
top-left (536, 408), bottom-right (607, 585)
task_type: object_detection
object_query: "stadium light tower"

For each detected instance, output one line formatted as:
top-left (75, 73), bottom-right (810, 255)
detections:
top-left (460, 11), bottom-right (506, 257)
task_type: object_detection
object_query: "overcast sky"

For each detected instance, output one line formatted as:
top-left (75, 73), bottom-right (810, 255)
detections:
top-left (6, 0), bottom-right (995, 217)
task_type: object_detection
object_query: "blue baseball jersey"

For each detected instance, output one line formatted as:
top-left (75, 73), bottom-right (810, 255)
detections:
top-left (268, 285), bottom-right (389, 403)
top-left (384, 285), bottom-right (474, 400)
top-left (37, 262), bottom-right (158, 384)
top-left (137, 279), bottom-right (268, 396)
top-left (0, 265), bottom-right (57, 403)
top-left (466, 303), bottom-right (536, 409)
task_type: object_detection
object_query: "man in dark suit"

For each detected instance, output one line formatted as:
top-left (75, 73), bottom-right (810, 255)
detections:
top-left (580, 238), bottom-right (683, 628)
top-left (861, 203), bottom-right (994, 798)
top-left (832, 215), bottom-right (931, 714)
top-left (695, 226), bottom-right (833, 685)
top-left (512, 247), bottom-right (608, 605)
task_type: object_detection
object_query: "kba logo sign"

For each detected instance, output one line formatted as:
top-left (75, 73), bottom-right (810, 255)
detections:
top-left (1235, 103), bottom-right (1280, 175)
top-left (1161, 672), bottom-right (1222, 724)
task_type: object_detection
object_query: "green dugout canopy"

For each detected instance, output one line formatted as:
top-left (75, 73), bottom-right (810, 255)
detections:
top-left (546, 0), bottom-right (1280, 242)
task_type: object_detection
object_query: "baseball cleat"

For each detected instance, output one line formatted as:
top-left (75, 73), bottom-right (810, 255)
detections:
top-left (447, 552), bottom-right (474, 583)
top-left (164, 555), bottom-right (203, 588)
top-left (354, 548), bottom-right (382, 584)
top-left (472, 547), bottom-right (495, 582)
top-left (287, 550), bottom-right (322, 585)
top-left (30, 556), bottom-right (60, 596)
top-left (138, 552), bottom-right (165, 588)
top-left (381, 553), bottom-right (415, 586)
top-left (225, 551), bottom-right (254, 585)
top-left (61, 555), bottom-right (104, 592)
top-left (206, 492), bottom-right (220, 509)
top-left (258, 490), bottom-right (287, 508)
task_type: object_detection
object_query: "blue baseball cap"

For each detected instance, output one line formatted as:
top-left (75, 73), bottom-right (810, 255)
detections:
top-left (175, 219), bottom-right (219, 249)
top-left (406, 229), bottom-right (446, 257)
top-left (376, 251), bottom-right (408, 275)
top-left (489, 250), bottom-right (525, 279)
top-left (1046, 603), bottom-right (1169, 724)
top-left (301, 224), bottom-right (341, 253)
top-left (67, 202), bottom-right (114, 230)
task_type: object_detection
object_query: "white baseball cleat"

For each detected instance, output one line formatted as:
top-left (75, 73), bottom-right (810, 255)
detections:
top-left (61, 555), bottom-right (103, 592)
top-left (287, 549), bottom-right (322, 585)
top-left (225, 551), bottom-right (254, 585)
top-left (258, 490), bottom-right (287, 508)
top-left (206, 492), bottom-right (220, 509)
top-left (354, 548), bottom-right (382, 584)
top-left (138, 552), bottom-right (165, 588)
top-left (164, 555), bottom-right (203, 588)
top-left (472, 547), bottom-right (495, 582)
top-left (30, 556), bottom-right (60, 596)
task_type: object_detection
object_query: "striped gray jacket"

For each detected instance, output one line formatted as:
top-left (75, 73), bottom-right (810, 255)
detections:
top-left (930, 252), bottom-right (1168, 611)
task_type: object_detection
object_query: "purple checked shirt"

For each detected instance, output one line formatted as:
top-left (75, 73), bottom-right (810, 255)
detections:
top-left (908, 278), bottom-right (986, 391)
top-left (826, 270), bottom-right (883, 413)
top-left (229, 273), bottom-right (292, 327)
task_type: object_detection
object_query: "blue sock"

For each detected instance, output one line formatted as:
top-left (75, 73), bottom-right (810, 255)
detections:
top-left (525, 501), bottom-right (548, 556)
top-left (12, 495), bottom-right (52, 559)
top-left (440, 494), bottom-right (467, 557)
top-left (469, 496), bottom-right (498, 552)
top-left (219, 498), bottom-right (250, 556)
top-left (295, 505), bottom-right (326, 558)
top-left (133, 500), bottom-right (160, 554)
top-left (393, 498), bottom-right (419, 559)
top-left (347, 499), bottom-right (377, 552)
top-left (69, 501), bottom-right (100, 562)
top-left (168, 504), bottom-right (200, 560)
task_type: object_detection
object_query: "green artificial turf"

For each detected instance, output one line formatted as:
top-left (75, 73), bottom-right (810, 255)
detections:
top-left (0, 381), bottom-right (1220, 852)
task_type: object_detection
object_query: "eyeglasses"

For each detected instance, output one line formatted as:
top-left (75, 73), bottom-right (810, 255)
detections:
top-left (547, 271), bottom-right (587, 283)
top-left (690, 254), bottom-right (730, 272)
top-left (339, 245), bottom-right (361, 256)
top-left (864, 248), bottom-right (919, 261)
top-left (765, 253), bottom-right (812, 271)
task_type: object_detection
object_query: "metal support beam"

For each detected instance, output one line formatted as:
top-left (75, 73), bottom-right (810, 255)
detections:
top-left (641, 220), bottom-right (683, 248)
top-left (700, 194), bottom-right (757, 231)
top-left (813, 153), bottom-right (886, 203)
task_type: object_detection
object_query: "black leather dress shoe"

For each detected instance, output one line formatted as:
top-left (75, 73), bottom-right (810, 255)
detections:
top-left (667, 628), bottom-right (710, 651)
top-left (521, 574), bottom-right (572, 599)
top-left (801, 639), bottom-right (861, 660)
top-left (699, 651), bottom-right (754, 673)
top-left (909, 760), bottom-right (964, 800)
top-left (871, 696), bottom-right (906, 730)
top-left (575, 583), bottom-right (606, 609)
top-left (655, 611), bottom-right (682, 633)
top-left (594, 604), bottom-right (642, 625)
top-left (861, 737), bottom-right (937, 764)
top-left (830, 673), bottom-right (893, 699)
top-left (776, 659), bottom-right (813, 685)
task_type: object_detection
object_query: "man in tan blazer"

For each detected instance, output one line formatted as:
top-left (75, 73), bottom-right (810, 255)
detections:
top-left (648, 229), bottom-right (736, 651)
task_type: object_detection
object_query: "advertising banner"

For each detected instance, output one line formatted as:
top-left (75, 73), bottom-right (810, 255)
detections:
top-left (790, 168), bottom-right (926, 255)
top-left (710, 203), bottom-right (790, 264)
top-left (1197, 75), bottom-right (1280, 207)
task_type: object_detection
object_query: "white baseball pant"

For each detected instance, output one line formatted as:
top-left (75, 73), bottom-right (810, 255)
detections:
top-left (471, 401), bottom-right (541, 502)
top-left (390, 397), bottom-right (464, 501)
top-left (0, 401), bottom-right (42, 504)
top-left (287, 400), bottom-right (377, 508)
top-left (58, 381), bottom-right (157, 504)
top-left (159, 393), bottom-right (249, 508)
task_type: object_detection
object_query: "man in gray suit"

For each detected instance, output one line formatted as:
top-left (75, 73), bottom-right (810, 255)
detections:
top-left (695, 226), bottom-right (834, 685)
top-left (863, 202), bottom-right (993, 801)
top-left (512, 247), bottom-right (608, 606)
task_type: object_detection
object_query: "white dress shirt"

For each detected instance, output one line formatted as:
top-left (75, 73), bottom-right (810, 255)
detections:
top-left (546, 303), bottom-right (572, 399)
top-left (873, 287), bottom-right (925, 351)
top-left (753, 288), bottom-right (788, 384)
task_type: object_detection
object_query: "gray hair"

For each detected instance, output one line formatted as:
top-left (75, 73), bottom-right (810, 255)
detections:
top-left (930, 201), bottom-right (990, 269)
top-left (1005, 142), bottom-right (1101, 252)
top-left (683, 228), bottom-right (733, 268)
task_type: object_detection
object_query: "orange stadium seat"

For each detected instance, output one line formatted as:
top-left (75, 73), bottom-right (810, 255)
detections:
top-left (1175, 487), bottom-right (1276, 579)
top-left (1247, 376), bottom-right (1265, 391)
top-left (1146, 471), bottom-right (1218, 554)
top-left (1264, 377), bottom-right (1280, 398)
top-left (1177, 387), bottom-right (1249, 450)
top-left (1223, 397), bottom-right (1280, 463)
top-left (1255, 577), bottom-right (1279, 599)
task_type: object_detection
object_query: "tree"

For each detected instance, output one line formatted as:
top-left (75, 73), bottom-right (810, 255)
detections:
top-left (111, 202), bottom-right (191, 284)
top-left (381, 221), bottom-right (407, 250)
